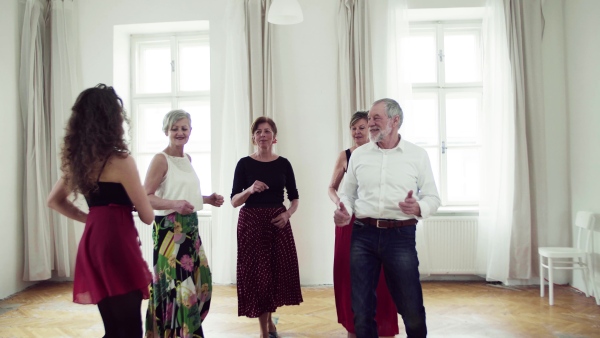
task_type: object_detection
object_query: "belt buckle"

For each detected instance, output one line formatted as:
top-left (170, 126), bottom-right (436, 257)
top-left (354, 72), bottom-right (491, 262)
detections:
top-left (376, 219), bottom-right (384, 228)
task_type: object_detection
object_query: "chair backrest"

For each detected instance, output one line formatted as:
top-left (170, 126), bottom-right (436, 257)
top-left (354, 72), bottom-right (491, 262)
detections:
top-left (575, 211), bottom-right (596, 252)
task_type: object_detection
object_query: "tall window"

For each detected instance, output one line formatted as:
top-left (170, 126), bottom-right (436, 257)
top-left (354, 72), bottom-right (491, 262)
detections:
top-left (403, 22), bottom-right (482, 207)
top-left (130, 32), bottom-right (212, 194)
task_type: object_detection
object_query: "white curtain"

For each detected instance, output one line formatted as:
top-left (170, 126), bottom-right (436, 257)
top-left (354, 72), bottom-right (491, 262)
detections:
top-left (370, 0), bottom-right (411, 107)
top-left (20, 0), bottom-right (81, 281)
top-left (20, 0), bottom-right (52, 282)
top-left (479, 0), bottom-right (545, 284)
top-left (479, 0), bottom-right (520, 283)
top-left (211, 0), bottom-right (253, 284)
top-left (48, 0), bottom-right (81, 278)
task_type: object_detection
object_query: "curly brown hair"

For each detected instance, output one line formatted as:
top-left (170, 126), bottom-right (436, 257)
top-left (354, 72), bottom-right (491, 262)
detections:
top-left (60, 84), bottom-right (130, 197)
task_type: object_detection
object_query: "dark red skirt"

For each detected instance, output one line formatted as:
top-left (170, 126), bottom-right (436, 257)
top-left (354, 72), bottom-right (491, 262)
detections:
top-left (333, 215), bottom-right (399, 335)
top-left (73, 204), bottom-right (151, 304)
top-left (237, 206), bottom-right (303, 318)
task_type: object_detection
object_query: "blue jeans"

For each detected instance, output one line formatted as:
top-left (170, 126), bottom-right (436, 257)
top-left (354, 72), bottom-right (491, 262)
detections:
top-left (350, 220), bottom-right (426, 338)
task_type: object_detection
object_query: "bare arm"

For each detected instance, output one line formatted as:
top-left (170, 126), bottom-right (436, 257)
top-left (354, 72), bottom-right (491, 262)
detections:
top-left (47, 178), bottom-right (87, 223)
top-left (231, 180), bottom-right (268, 208)
top-left (327, 151), bottom-right (347, 205)
top-left (144, 153), bottom-right (194, 214)
top-left (115, 156), bottom-right (154, 225)
top-left (271, 199), bottom-right (299, 228)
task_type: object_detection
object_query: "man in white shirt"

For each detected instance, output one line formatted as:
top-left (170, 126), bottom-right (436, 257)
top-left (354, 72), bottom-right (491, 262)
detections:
top-left (334, 98), bottom-right (440, 338)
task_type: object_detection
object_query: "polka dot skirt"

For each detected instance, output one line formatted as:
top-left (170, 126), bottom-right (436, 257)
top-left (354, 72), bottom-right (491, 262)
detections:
top-left (237, 206), bottom-right (303, 318)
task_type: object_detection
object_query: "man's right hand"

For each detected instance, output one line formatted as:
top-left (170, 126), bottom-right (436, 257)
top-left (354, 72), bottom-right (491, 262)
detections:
top-left (334, 202), bottom-right (351, 227)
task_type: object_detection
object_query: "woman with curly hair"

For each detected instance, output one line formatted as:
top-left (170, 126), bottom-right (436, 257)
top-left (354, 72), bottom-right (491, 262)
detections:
top-left (47, 84), bottom-right (154, 338)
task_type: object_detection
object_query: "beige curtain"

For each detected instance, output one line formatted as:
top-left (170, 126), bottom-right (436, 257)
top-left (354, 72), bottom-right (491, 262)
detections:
top-left (504, 0), bottom-right (546, 281)
top-left (337, 0), bottom-right (374, 148)
top-left (247, 0), bottom-right (274, 124)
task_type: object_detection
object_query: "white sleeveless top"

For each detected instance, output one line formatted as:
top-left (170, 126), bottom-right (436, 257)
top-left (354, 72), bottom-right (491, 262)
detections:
top-left (155, 152), bottom-right (204, 216)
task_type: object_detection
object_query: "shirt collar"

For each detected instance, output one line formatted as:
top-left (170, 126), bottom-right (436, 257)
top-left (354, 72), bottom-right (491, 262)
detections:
top-left (369, 136), bottom-right (405, 152)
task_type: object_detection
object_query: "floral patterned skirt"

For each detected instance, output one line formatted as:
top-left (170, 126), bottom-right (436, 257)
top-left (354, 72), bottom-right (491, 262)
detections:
top-left (145, 212), bottom-right (211, 338)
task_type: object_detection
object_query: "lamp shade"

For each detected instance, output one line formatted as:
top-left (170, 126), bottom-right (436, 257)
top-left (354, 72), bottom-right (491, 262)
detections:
top-left (267, 0), bottom-right (303, 25)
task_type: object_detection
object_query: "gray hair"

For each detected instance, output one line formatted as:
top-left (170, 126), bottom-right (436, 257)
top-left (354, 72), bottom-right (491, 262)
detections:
top-left (372, 98), bottom-right (404, 127)
top-left (162, 109), bottom-right (192, 134)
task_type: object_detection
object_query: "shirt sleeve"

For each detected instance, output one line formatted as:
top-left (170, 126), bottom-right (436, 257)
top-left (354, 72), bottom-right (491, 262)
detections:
top-left (339, 154), bottom-right (358, 216)
top-left (416, 151), bottom-right (441, 219)
top-left (230, 158), bottom-right (246, 199)
top-left (284, 158), bottom-right (299, 201)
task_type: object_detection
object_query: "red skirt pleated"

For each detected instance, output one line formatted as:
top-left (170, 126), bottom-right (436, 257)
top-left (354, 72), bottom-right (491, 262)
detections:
top-left (236, 206), bottom-right (303, 318)
top-left (73, 204), bottom-right (151, 304)
top-left (333, 215), bottom-right (400, 335)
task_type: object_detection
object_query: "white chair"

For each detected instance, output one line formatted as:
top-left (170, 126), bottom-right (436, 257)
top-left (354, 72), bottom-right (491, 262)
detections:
top-left (539, 211), bottom-right (599, 305)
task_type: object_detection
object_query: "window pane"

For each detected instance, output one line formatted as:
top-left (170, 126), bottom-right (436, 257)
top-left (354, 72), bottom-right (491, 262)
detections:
top-left (424, 146), bottom-right (440, 195)
top-left (136, 153), bottom-right (156, 184)
top-left (445, 92), bottom-right (481, 144)
top-left (446, 148), bottom-right (479, 203)
top-left (403, 93), bottom-right (439, 146)
top-left (137, 41), bottom-right (171, 94)
top-left (408, 30), bottom-right (437, 83)
top-left (179, 41), bottom-right (210, 92)
top-left (135, 102), bottom-right (172, 153)
top-left (189, 152), bottom-right (212, 195)
top-left (178, 100), bottom-right (211, 153)
top-left (444, 30), bottom-right (481, 83)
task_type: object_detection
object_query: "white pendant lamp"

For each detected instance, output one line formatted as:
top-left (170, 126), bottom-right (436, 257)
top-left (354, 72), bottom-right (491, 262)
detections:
top-left (267, 0), bottom-right (304, 25)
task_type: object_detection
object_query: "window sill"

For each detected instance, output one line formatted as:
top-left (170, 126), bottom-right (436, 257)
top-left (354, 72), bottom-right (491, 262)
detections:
top-left (433, 206), bottom-right (479, 217)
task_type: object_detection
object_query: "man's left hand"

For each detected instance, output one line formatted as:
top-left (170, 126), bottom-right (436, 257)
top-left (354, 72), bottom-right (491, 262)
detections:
top-left (399, 190), bottom-right (421, 216)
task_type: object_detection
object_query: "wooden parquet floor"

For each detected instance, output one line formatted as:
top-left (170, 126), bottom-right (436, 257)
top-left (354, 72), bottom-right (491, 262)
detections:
top-left (0, 281), bottom-right (599, 337)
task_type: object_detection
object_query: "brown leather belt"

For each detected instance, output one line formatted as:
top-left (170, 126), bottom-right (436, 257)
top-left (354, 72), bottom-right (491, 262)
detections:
top-left (356, 217), bottom-right (417, 228)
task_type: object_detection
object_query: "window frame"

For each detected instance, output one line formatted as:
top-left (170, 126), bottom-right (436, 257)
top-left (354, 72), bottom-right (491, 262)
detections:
top-left (408, 21), bottom-right (483, 208)
top-left (129, 31), bottom-right (212, 208)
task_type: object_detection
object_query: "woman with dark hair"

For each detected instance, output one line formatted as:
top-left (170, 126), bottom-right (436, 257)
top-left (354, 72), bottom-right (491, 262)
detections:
top-left (231, 116), bottom-right (303, 338)
top-left (144, 109), bottom-right (224, 338)
top-left (47, 84), bottom-right (154, 337)
top-left (328, 111), bottom-right (399, 338)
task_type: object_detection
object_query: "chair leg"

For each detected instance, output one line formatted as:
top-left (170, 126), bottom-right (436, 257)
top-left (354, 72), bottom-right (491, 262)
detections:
top-left (580, 258), bottom-right (590, 298)
top-left (540, 255), bottom-right (544, 298)
top-left (549, 258), bottom-right (554, 306)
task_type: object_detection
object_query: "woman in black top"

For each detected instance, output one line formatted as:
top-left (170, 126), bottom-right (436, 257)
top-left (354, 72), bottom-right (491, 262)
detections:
top-left (47, 84), bottom-right (154, 337)
top-left (231, 116), bottom-right (303, 338)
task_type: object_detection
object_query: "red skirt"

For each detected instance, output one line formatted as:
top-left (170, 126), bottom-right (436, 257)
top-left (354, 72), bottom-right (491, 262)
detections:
top-left (237, 206), bottom-right (303, 318)
top-left (333, 215), bottom-right (399, 335)
top-left (73, 204), bottom-right (151, 304)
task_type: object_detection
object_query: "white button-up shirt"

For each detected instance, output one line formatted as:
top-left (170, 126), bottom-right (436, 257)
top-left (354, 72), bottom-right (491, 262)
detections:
top-left (340, 138), bottom-right (441, 220)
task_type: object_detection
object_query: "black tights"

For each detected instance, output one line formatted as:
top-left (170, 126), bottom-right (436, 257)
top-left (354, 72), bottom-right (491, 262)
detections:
top-left (97, 290), bottom-right (143, 338)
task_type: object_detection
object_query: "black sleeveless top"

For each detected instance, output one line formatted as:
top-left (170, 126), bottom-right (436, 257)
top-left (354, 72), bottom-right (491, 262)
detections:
top-left (84, 157), bottom-right (133, 207)
top-left (85, 182), bottom-right (133, 207)
top-left (344, 149), bottom-right (352, 172)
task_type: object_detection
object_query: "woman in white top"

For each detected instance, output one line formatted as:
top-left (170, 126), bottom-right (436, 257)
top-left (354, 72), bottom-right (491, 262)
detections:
top-left (143, 109), bottom-right (224, 338)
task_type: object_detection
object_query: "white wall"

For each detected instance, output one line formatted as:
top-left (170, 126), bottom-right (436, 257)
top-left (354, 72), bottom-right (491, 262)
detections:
top-left (0, 0), bottom-right (34, 299)
top-left (271, 0), bottom-right (340, 284)
top-left (563, 0), bottom-right (600, 294)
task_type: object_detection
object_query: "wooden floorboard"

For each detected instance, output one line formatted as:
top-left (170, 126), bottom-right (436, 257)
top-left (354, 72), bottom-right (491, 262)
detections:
top-left (0, 281), bottom-right (598, 337)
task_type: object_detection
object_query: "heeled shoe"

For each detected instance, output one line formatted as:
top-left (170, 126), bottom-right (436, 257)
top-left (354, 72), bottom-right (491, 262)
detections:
top-left (268, 332), bottom-right (280, 338)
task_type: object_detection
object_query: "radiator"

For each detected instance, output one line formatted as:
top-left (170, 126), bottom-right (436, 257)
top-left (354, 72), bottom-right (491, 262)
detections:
top-left (421, 216), bottom-right (479, 274)
top-left (134, 214), bottom-right (213, 270)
